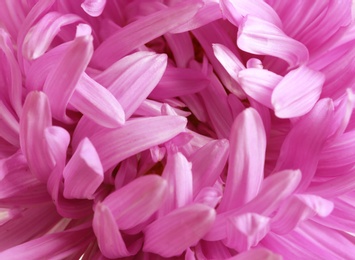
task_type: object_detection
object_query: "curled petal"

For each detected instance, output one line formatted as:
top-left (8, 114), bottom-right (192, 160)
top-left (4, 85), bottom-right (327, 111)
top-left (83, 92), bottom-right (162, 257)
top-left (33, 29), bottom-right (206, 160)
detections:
top-left (81, 0), bottom-right (107, 17)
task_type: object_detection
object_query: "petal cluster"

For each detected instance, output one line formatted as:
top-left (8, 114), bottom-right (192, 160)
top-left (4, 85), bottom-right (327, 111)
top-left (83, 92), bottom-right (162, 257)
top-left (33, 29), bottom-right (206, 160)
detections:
top-left (0, 0), bottom-right (355, 259)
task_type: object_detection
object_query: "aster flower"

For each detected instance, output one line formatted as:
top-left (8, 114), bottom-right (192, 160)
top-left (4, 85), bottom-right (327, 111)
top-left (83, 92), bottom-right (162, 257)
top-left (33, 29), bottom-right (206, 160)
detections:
top-left (0, 0), bottom-right (355, 259)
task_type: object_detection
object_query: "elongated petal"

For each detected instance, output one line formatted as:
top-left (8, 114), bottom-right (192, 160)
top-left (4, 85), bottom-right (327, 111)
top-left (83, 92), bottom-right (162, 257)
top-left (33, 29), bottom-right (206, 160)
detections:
top-left (20, 91), bottom-right (53, 182)
top-left (218, 108), bottom-right (266, 212)
top-left (102, 175), bottom-right (167, 230)
top-left (0, 101), bottom-right (20, 146)
top-left (43, 35), bottom-right (93, 123)
top-left (238, 68), bottom-right (282, 108)
top-left (274, 99), bottom-right (334, 191)
top-left (0, 227), bottom-right (93, 260)
top-left (71, 73), bottom-right (125, 128)
top-left (190, 139), bottom-right (229, 196)
top-left (230, 248), bottom-right (282, 260)
top-left (271, 195), bottom-right (334, 235)
top-left (91, 116), bottom-right (187, 171)
top-left (272, 66), bottom-right (324, 118)
top-left (91, 1), bottom-right (202, 69)
top-left (93, 203), bottom-right (140, 258)
top-left (63, 138), bottom-right (103, 199)
top-left (81, 0), bottom-right (106, 17)
top-left (143, 204), bottom-right (216, 257)
top-left (224, 213), bottom-right (270, 252)
top-left (194, 187), bottom-right (222, 209)
top-left (220, 0), bottom-right (282, 27)
top-left (22, 12), bottom-right (82, 59)
top-left (237, 15), bottom-right (309, 68)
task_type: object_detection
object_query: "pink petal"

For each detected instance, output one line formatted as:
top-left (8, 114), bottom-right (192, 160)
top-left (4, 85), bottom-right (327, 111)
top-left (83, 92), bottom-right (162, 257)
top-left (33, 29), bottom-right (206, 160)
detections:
top-left (22, 12), bottom-right (82, 59)
top-left (271, 194), bottom-right (334, 234)
top-left (0, 226), bottom-right (93, 260)
top-left (271, 66), bottom-right (324, 118)
top-left (0, 101), bottom-right (20, 146)
top-left (143, 204), bottom-right (216, 257)
top-left (194, 187), bottom-right (222, 209)
top-left (101, 175), bottom-right (168, 230)
top-left (43, 35), bottom-right (93, 123)
top-left (238, 68), bottom-right (282, 108)
top-left (91, 1), bottom-right (202, 69)
top-left (224, 213), bottom-right (270, 252)
top-left (273, 99), bottom-right (334, 191)
top-left (81, 0), bottom-right (106, 17)
top-left (220, 0), bottom-right (282, 27)
top-left (218, 108), bottom-right (266, 212)
top-left (63, 138), bottom-right (103, 200)
top-left (93, 203), bottom-right (141, 258)
top-left (190, 139), bottom-right (229, 196)
top-left (164, 32), bottom-right (194, 68)
top-left (19, 91), bottom-right (53, 182)
top-left (90, 116), bottom-right (187, 171)
top-left (70, 73), bottom-right (125, 128)
top-left (230, 248), bottom-right (282, 260)
top-left (237, 15), bottom-right (309, 68)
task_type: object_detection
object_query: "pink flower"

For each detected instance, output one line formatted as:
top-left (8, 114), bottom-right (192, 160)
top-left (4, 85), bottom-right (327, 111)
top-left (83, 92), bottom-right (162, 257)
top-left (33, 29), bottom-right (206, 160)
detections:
top-left (0, 0), bottom-right (355, 259)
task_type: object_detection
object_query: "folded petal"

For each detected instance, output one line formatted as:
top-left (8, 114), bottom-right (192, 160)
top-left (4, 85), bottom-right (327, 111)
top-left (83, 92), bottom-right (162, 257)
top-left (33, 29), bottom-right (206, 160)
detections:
top-left (271, 66), bottom-right (324, 118)
top-left (22, 12), bottom-right (82, 60)
top-left (218, 108), bottom-right (266, 212)
top-left (238, 68), bottom-right (282, 108)
top-left (70, 73), bottom-right (125, 128)
top-left (20, 91), bottom-right (53, 182)
top-left (143, 204), bottom-right (216, 257)
top-left (224, 213), bottom-right (270, 252)
top-left (91, 1), bottom-right (202, 69)
top-left (274, 99), bottom-right (334, 191)
top-left (63, 137), bottom-right (103, 200)
top-left (237, 15), bottom-right (309, 68)
top-left (43, 35), bottom-right (93, 123)
top-left (81, 0), bottom-right (106, 17)
top-left (102, 175), bottom-right (167, 230)
top-left (190, 139), bottom-right (229, 196)
top-left (271, 194), bottom-right (334, 235)
top-left (91, 116), bottom-right (187, 171)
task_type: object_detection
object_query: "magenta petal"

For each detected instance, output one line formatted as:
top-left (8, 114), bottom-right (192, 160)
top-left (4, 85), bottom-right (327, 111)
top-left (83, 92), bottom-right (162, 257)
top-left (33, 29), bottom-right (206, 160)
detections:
top-left (272, 66), bottom-right (324, 118)
top-left (271, 194), bottom-right (334, 235)
top-left (70, 73), bottom-right (125, 128)
top-left (63, 137), bottom-right (103, 200)
top-left (20, 91), bottom-right (53, 182)
top-left (81, 0), bottom-right (106, 17)
top-left (102, 175), bottom-right (168, 230)
top-left (0, 101), bottom-right (20, 146)
top-left (43, 35), bottom-right (93, 123)
top-left (219, 108), bottom-right (266, 212)
top-left (224, 213), bottom-right (270, 252)
top-left (91, 1), bottom-right (202, 69)
top-left (91, 116), bottom-right (187, 171)
top-left (143, 204), bottom-right (216, 257)
top-left (237, 15), bottom-right (309, 68)
top-left (230, 248), bottom-right (282, 260)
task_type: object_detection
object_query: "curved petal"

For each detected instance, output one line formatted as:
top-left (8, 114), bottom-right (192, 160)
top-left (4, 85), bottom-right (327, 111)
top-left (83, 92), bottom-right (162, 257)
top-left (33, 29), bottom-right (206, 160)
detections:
top-left (81, 0), bottom-right (107, 17)
top-left (229, 248), bottom-right (282, 260)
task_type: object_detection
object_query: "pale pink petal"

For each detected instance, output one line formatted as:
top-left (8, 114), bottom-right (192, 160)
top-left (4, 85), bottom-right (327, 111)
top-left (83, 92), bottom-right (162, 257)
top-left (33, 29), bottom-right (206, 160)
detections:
top-left (237, 15), bottom-right (309, 68)
top-left (91, 1), bottom-right (202, 69)
top-left (19, 91), bottom-right (53, 182)
top-left (93, 203), bottom-right (141, 258)
top-left (22, 12), bottom-right (82, 59)
top-left (274, 99), bottom-right (334, 191)
top-left (90, 116), bottom-right (187, 171)
top-left (70, 73), bottom-right (125, 128)
top-left (190, 139), bottom-right (229, 196)
top-left (271, 66), bottom-right (324, 118)
top-left (194, 187), bottom-right (222, 208)
top-left (271, 194), bottom-right (334, 234)
top-left (81, 0), bottom-right (106, 17)
top-left (224, 213), bottom-right (270, 252)
top-left (229, 248), bottom-right (282, 260)
top-left (218, 108), bottom-right (266, 212)
top-left (238, 68), bottom-right (282, 108)
top-left (43, 35), bottom-right (93, 123)
top-left (63, 138), bottom-right (103, 200)
top-left (0, 226), bottom-right (93, 260)
top-left (143, 204), bottom-right (216, 257)
top-left (102, 175), bottom-right (167, 230)
top-left (220, 0), bottom-right (282, 27)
